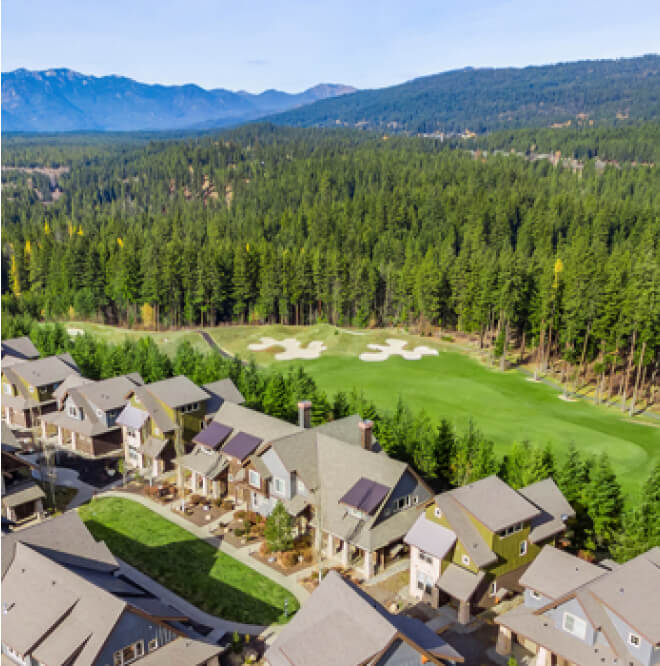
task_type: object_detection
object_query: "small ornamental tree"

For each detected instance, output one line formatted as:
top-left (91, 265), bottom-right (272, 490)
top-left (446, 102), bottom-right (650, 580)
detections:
top-left (264, 501), bottom-right (294, 552)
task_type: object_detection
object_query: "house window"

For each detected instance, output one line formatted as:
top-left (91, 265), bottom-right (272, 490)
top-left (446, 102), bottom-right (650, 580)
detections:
top-left (127, 428), bottom-right (136, 438)
top-left (3, 383), bottom-right (12, 395)
top-left (416, 570), bottom-right (433, 595)
top-left (154, 427), bottom-right (160, 435)
top-left (148, 639), bottom-right (158, 652)
top-left (499, 522), bottom-right (524, 537)
top-left (297, 479), bottom-right (306, 494)
top-left (519, 540), bottom-right (528, 556)
top-left (114, 640), bottom-right (144, 665)
top-left (249, 470), bottom-right (260, 487)
top-left (28, 385), bottom-right (35, 392)
top-left (461, 554), bottom-right (470, 567)
top-left (347, 506), bottom-right (363, 519)
top-left (96, 408), bottom-right (104, 417)
top-left (529, 590), bottom-right (541, 600)
top-left (489, 581), bottom-right (497, 597)
top-left (418, 550), bottom-right (434, 565)
top-left (395, 496), bottom-right (411, 511)
top-left (434, 507), bottom-right (442, 519)
top-left (273, 477), bottom-right (285, 495)
top-left (629, 633), bottom-right (641, 648)
top-left (562, 612), bottom-right (587, 640)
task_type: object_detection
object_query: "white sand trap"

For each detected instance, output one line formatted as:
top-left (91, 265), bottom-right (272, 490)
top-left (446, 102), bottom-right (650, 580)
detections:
top-left (247, 337), bottom-right (327, 360)
top-left (359, 338), bottom-right (439, 362)
top-left (67, 328), bottom-right (84, 336)
top-left (338, 328), bottom-right (368, 336)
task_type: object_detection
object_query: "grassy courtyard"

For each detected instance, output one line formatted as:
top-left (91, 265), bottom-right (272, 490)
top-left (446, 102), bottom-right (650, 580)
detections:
top-left (61, 321), bottom-right (658, 496)
top-left (78, 497), bottom-right (298, 624)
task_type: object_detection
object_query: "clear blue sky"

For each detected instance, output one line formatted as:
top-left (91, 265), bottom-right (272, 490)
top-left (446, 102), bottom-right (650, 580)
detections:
top-left (2, 0), bottom-right (659, 93)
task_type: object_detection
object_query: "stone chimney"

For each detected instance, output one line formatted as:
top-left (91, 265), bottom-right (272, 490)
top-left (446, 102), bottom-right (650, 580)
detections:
top-left (359, 419), bottom-right (373, 450)
top-left (298, 400), bottom-right (312, 429)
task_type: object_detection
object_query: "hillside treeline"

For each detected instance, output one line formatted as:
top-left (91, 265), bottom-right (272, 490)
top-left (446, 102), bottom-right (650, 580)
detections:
top-left (2, 125), bottom-right (659, 409)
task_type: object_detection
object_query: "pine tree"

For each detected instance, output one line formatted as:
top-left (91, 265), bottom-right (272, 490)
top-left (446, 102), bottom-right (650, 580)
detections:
top-left (582, 453), bottom-right (624, 550)
top-left (264, 501), bottom-right (294, 552)
top-left (555, 442), bottom-right (587, 506)
top-left (263, 373), bottom-right (290, 421)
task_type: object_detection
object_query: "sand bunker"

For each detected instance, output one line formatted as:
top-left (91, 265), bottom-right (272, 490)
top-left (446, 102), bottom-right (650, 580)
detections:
top-left (359, 339), bottom-right (439, 362)
top-left (558, 393), bottom-right (578, 403)
top-left (67, 328), bottom-right (84, 337)
top-left (247, 337), bottom-right (327, 360)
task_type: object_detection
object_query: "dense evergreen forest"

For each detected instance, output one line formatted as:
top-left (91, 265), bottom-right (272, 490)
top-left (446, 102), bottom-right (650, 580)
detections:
top-left (271, 55), bottom-right (660, 133)
top-left (2, 124), bottom-right (659, 412)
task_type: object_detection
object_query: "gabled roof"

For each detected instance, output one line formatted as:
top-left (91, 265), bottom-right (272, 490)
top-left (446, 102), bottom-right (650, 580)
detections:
top-left (1, 511), bottom-right (118, 578)
top-left (518, 477), bottom-right (576, 543)
top-left (212, 400), bottom-right (300, 443)
top-left (519, 546), bottom-right (605, 599)
top-left (203, 378), bottom-right (245, 413)
top-left (404, 513), bottom-right (457, 560)
top-left (4, 353), bottom-right (80, 386)
top-left (175, 448), bottom-right (227, 479)
top-left (130, 385), bottom-right (177, 432)
top-left (74, 373), bottom-right (144, 411)
top-left (141, 375), bottom-right (209, 409)
top-left (339, 477), bottom-right (390, 514)
top-left (446, 475), bottom-right (541, 533)
top-left (52, 373), bottom-right (95, 403)
top-left (2, 482), bottom-right (46, 509)
top-left (1, 336), bottom-right (39, 360)
top-left (116, 403), bottom-right (150, 429)
top-left (264, 570), bottom-right (463, 666)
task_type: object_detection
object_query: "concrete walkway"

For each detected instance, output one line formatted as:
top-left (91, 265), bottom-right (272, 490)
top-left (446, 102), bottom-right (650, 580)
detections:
top-left (95, 490), bottom-right (311, 606)
top-left (115, 557), bottom-right (266, 641)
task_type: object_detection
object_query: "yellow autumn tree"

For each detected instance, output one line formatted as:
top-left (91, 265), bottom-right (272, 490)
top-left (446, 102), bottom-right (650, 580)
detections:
top-left (43, 220), bottom-right (51, 235)
top-left (553, 257), bottom-right (564, 289)
top-left (117, 237), bottom-right (124, 248)
top-left (10, 253), bottom-right (21, 296)
top-left (67, 221), bottom-right (74, 237)
top-left (141, 302), bottom-right (155, 329)
top-left (24, 239), bottom-right (32, 257)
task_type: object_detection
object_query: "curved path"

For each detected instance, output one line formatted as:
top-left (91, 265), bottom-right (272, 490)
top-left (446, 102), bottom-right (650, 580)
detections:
top-left (197, 330), bottom-right (247, 365)
top-left (92, 490), bottom-right (311, 640)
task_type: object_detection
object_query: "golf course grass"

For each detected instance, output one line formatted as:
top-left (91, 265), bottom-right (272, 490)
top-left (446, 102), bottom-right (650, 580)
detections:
top-left (62, 321), bottom-right (658, 497)
top-left (78, 497), bottom-right (298, 624)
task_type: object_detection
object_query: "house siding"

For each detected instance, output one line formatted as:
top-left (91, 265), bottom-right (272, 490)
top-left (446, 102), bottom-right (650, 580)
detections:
top-left (409, 545), bottom-right (442, 599)
top-left (603, 606), bottom-right (656, 666)
top-left (93, 609), bottom-right (177, 665)
top-left (549, 598), bottom-right (597, 645)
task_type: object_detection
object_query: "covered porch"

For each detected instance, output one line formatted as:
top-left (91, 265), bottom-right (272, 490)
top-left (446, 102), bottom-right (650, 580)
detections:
top-left (175, 448), bottom-right (228, 500)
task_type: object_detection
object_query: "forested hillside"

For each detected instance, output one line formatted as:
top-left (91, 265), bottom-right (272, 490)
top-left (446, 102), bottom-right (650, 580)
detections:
top-left (271, 55), bottom-right (660, 133)
top-left (2, 124), bottom-right (659, 410)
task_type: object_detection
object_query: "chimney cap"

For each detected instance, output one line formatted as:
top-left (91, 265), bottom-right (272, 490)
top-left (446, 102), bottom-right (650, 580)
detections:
top-left (358, 420), bottom-right (374, 430)
top-left (297, 400), bottom-right (312, 409)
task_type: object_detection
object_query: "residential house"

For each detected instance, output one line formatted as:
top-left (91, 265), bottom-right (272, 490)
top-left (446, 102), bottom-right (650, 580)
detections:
top-left (117, 375), bottom-right (210, 477)
top-left (264, 570), bottom-right (463, 665)
top-left (495, 545), bottom-right (660, 666)
top-left (1, 336), bottom-right (39, 363)
top-left (405, 475), bottom-right (574, 623)
top-left (1, 511), bottom-right (224, 666)
top-left (40, 373), bottom-right (144, 457)
top-left (178, 401), bottom-right (432, 579)
top-left (202, 378), bottom-right (245, 419)
top-left (1, 353), bottom-right (80, 427)
top-left (1, 421), bottom-right (45, 523)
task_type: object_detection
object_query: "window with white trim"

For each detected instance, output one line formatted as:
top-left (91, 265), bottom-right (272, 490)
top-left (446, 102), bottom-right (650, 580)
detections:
top-left (416, 570), bottom-right (433, 595)
top-left (273, 477), bottom-right (285, 495)
top-left (529, 590), bottom-right (542, 600)
top-left (489, 581), bottom-right (497, 597)
top-left (434, 506), bottom-right (442, 519)
top-left (461, 554), bottom-right (470, 567)
top-left (148, 638), bottom-right (158, 652)
top-left (347, 506), bottom-right (363, 519)
top-left (628, 633), bottom-right (641, 648)
top-left (113, 640), bottom-right (144, 665)
top-left (297, 478), bottom-right (306, 494)
top-left (249, 470), bottom-right (260, 487)
top-left (28, 385), bottom-right (35, 393)
top-left (395, 495), bottom-right (411, 511)
top-left (562, 612), bottom-right (587, 640)
top-left (3, 383), bottom-right (13, 395)
top-left (519, 540), bottom-right (528, 556)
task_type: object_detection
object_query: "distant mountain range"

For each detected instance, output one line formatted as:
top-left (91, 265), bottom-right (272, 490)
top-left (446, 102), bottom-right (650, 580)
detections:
top-left (1, 68), bottom-right (356, 132)
top-left (270, 55), bottom-right (660, 134)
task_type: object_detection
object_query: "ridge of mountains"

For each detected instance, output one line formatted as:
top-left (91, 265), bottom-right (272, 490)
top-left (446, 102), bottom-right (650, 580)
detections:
top-left (3, 55), bottom-right (659, 134)
top-left (270, 54), bottom-right (660, 134)
top-left (1, 68), bottom-right (356, 132)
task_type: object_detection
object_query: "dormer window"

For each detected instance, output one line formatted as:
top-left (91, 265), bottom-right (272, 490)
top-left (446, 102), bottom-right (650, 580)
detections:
top-left (628, 633), bottom-right (641, 648)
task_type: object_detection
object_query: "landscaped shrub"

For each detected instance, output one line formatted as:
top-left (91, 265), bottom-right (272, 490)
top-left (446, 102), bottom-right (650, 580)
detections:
top-left (247, 511), bottom-right (261, 524)
top-left (189, 494), bottom-right (202, 505)
top-left (279, 551), bottom-right (299, 568)
top-left (234, 528), bottom-right (245, 538)
top-left (235, 510), bottom-right (247, 521)
top-left (259, 540), bottom-right (271, 556)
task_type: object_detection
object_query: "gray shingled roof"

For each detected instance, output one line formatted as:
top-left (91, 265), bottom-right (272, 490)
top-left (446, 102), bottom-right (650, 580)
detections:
top-left (142, 375), bottom-right (210, 409)
top-left (1, 511), bottom-right (118, 577)
top-left (141, 436), bottom-right (170, 459)
top-left (404, 514), bottom-right (457, 560)
top-left (5, 353), bottom-right (80, 388)
top-left (131, 385), bottom-right (178, 432)
top-left (116, 403), bottom-right (150, 429)
top-left (175, 448), bottom-right (227, 479)
top-left (52, 373), bottom-right (95, 403)
top-left (519, 546), bottom-right (605, 600)
top-left (265, 570), bottom-right (463, 666)
top-left (136, 637), bottom-right (222, 665)
top-left (447, 475), bottom-right (541, 532)
top-left (518, 477), bottom-right (575, 543)
top-left (435, 494), bottom-right (497, 568)
top-left (203, 378), bottom-right (245, 413)
top-left (213, 400), bottom-right (301, 443)
top-left (436, 563), bottom-right (486, 602)
top-left (1, 336), bottom-right (39, 360)
top-left (1, 482), bottom-right (46, 509)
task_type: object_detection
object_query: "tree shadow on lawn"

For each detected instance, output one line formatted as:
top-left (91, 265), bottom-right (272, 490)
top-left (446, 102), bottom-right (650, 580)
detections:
top-left (84, 520), bottom-right (295, 625)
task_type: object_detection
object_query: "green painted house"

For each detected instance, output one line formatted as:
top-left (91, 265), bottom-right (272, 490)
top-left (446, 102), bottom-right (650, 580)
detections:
top-left (404, 475), bottom-right (574, 624)
top-left (116, 375), bottom-right (210, 478)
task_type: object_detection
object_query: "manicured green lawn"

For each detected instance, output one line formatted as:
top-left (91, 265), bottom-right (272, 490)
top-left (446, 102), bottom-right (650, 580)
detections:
top-left (78, 497), bottom-right (298, 624)
top-left (284, 351), bottom-right (658, 498)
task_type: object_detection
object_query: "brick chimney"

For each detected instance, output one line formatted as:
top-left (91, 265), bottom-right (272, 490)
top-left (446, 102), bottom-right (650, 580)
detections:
top-left (298, 400), bottom-right (312, 429)
top-left (359, 419), bottom-right (373, 450)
